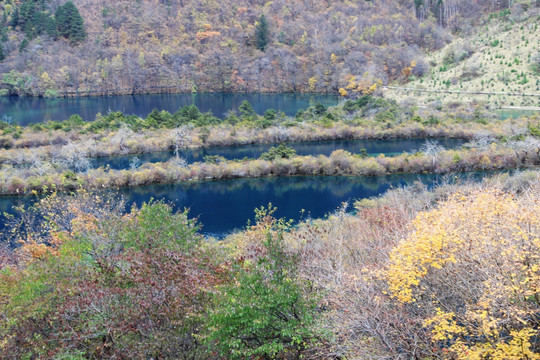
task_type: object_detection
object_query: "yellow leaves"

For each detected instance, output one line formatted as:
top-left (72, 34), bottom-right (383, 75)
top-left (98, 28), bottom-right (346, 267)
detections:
top-left (338, 88), bottom-right (348, 97)
top-left (451, 328), bottom-right (540, 360)
top-left (386, 187), bottom-right (540, 358)
top-left (20, 242), bottom-right (53, 261)
top-left (490, 329), bottom-right (539, 360)
top-left (308, 77), bottom-right (317, 91)
top-left (331, 53), bottom-right (338, 64)
top-left (137, 52), bottom-right (146, 67)
top-left (111, 55), bottom-right (123, 72)
top-left (40, 72), bottom-right (55, 89)
top-left (343, 72), bottom-right (382, 95)
top-left (195, 30), bottom-right (221, 41)
top-left (423, 309), bottom-right (464, 341)
top-left (300, 31), bottom-right (307, 44)
top-left (18, 232), bottom-right (67, 262)
top-left (387, 188), bottom-right (535, 304)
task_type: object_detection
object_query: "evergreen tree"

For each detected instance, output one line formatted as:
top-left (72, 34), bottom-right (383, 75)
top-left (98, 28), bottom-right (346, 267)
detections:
top-left (54, 4), bottom-right (67, 35)
top-left (19, 37), bottom-right (29, 52)
top-left (255, 14), bottom-right (269, 52)
top-left (45, 16), bottom-right (58, 40)
top-left (55, 1), bottom-right (86, 44)
top-left (10, 8), bottom-right (19, 27)
top-left (37, 0), bottom-right (47, 11)
top-left (19, 1), bottom-right (36, 31)
top-left (34, 11), bottom-right (48, 35)
top-left (0, 43), bottom-right (5, 62)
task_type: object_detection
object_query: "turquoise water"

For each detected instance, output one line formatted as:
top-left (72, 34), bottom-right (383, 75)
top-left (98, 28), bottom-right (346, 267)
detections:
top-left (0, 93), bottom-right (339, 126)
top-left (493, 108), bottom-right (539, 120)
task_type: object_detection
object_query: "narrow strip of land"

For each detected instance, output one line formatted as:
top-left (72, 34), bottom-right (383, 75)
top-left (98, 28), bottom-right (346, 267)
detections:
top-left (383, 86), bottom-right (540, 97)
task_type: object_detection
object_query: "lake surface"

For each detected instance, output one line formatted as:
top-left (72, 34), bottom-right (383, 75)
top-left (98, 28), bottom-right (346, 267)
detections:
top-left (92, 138), bottom-right (465, 170)
top-left (494, 108), bottom-right (539, 119)
top-left (0, 172), bottom-right (486, 237)
top-left (0, 93), bottom-right (339, 126)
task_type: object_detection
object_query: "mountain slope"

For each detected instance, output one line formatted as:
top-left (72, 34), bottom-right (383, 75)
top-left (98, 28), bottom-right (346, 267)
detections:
top-left (384, 5), bottom-right (540, 108)
top-left (0, 0), bottom-right (455, 96)
top-left (0, 0), bottom-right (530, 98)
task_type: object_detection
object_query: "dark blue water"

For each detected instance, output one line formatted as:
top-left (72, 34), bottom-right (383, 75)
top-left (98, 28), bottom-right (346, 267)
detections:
top-left (0, 173), bottom-right (485, 237)
top-left (92, 138), bottom-right (465, 170)
top-left (0, 93), bottom-right (339, 126)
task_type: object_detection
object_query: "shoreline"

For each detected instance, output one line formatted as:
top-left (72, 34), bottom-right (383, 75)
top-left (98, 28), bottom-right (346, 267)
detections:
top-left (1, 146), bottom-right (539, 196)
top-left (0, 89), bottom-right (341, 99)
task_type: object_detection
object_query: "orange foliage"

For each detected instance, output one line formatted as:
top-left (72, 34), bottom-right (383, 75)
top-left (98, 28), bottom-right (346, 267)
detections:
top-left (195, 31), bottom-right (221, 41)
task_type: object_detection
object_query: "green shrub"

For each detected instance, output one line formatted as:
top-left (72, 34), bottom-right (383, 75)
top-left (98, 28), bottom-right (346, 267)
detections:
top-left (260, 143), bottom-right (296, 160)
top-left (203, 155), bottom-right (227, 164)
top-left (43, 89), bottom-right (58, 98)
top-left (204, 207), bottom-right (321, 359)
top-left (0, 198), bottom-right (215, 359)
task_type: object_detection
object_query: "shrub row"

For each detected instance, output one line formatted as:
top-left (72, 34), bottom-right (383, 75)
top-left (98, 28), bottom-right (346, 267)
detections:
top-left (2, 144), bottom-right (539, 195)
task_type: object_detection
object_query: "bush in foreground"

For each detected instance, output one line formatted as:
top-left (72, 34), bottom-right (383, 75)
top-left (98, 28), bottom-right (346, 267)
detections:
top-left (0, 195), bottom-right (224, 359)
top-left (205, 206), bottom-right (322, 359)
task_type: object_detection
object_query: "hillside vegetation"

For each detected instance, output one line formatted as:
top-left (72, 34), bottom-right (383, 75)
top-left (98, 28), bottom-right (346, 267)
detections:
top-left (384, 5), bottom-right (540, 107)
top-left (0, 0), bottom-right (525, 97)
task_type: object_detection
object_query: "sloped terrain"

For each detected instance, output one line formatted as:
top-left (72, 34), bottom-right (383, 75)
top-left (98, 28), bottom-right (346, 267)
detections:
top-left (385, 6), bottom-right (540, 108)
top-left (0, 0), bottom-right (503, 96)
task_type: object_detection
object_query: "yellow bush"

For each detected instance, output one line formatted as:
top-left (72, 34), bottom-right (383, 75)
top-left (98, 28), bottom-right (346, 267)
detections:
top-left (387, 188), bottom-right (540, 359)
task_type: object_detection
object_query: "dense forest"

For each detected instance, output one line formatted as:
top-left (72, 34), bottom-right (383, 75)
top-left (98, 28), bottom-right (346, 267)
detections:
top-left (0, 0), bottom-right (527, 96)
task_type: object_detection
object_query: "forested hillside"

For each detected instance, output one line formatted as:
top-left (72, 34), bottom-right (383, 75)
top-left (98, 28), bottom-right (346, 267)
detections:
top-left (0, 0), bottom-right (523, 97)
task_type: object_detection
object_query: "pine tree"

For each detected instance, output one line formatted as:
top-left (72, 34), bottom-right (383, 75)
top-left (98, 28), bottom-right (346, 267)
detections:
top-left (54, 4), bottom-right (67, 35)
top-left (55, 1), bottom-right (86, 44)
top-left (66, 2), bottom-right (86, 44)
top-left (0, 43), bottom-right (5, 62)
top-left (37, 0), bottom-right (47, 11)
top-left (45, 16), bottom-right (58, 40)
top-left (255, 14), bottom-right (269, 52)
top-left (19, 1), bottom-right (36, 31)
top-left (34, 12), bottom-right (48, 36)
top-left (10, 8), bottom-right (19, 27)
top-left (19, 37), bottom-right (29, 52)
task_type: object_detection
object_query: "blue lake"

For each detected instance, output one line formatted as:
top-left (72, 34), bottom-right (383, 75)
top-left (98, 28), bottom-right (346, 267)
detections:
top-left (92, 138), bottom-right (465, 170)
top-left (0, 172), bottom-right (486, 237)
top-left (0, 93), bottom-right (339, 126)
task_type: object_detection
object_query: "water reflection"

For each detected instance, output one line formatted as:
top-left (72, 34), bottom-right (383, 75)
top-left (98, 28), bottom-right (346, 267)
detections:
top-left (0, 172), bottom-right (488, 236)
top-left (0, 93), bottom-right (339, 125)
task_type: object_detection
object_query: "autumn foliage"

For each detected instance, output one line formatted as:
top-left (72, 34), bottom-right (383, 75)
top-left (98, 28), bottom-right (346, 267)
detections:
top-left (387, 188), bottom-right (540, 359)
top-left (1, 172), bottom-right (540, 358)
